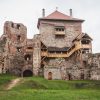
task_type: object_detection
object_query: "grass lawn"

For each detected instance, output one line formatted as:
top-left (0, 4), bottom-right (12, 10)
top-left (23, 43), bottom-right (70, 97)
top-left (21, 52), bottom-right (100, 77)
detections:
top-left (0, 75), bottom-right (100, 100)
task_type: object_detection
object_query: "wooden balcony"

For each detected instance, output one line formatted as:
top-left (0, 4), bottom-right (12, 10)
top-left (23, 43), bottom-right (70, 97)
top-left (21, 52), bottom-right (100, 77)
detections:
top-left (41, 51), bottom-right (67, 57)
top-left (82, 44), bottom-right (92, 49)
top-left (41, 41), bottom-right (92, 58)
top-left (48, 53), bottom-right (67, 58)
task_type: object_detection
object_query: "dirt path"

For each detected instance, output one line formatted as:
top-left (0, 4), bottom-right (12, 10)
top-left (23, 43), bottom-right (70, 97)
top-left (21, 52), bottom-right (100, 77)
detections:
top-left (6, 78), bottom-right (22, 90)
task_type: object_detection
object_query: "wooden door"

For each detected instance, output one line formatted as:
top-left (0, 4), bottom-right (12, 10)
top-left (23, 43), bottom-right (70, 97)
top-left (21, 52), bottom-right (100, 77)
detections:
top-left (48, 72), bottom-right (52, 80)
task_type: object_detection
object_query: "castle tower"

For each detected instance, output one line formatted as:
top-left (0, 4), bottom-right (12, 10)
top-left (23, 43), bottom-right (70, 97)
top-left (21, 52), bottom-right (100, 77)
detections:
top-left (4, 21), bottom-right (27, 55)
top-left (3, 21), bottom-right (27, 75)
top-left (37, 9), bottom-right (92, 80)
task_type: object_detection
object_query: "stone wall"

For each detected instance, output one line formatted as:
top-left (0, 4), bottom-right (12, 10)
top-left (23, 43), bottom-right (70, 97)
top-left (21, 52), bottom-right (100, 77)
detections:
top-left (87, 53), bottom-right (100, 80)
top-left (33, 34), bottom-right (41, 76)
top-left (40, 20), bottom-right (82, 48)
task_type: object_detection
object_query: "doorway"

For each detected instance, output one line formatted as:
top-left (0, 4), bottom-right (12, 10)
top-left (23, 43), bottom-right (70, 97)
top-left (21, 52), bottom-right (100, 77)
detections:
top-left (48, 72), bottom-right (52, 80)
top-left (23, 70), bottom-right (33, 77)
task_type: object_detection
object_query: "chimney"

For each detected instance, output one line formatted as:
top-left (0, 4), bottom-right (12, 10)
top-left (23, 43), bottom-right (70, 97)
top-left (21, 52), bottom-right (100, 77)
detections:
top-left (42, 8), bottom-right (45, 17)
top-left (69, 9), bottom-right (73, 17)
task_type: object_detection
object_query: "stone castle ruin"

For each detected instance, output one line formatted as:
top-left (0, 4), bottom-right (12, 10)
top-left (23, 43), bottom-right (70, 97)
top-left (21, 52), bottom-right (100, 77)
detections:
top-left (0, 9), bottom-right (100, 80)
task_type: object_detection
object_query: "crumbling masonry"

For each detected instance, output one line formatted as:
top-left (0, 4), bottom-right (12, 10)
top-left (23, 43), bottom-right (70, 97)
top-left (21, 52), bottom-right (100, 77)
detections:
top-left (0, 9), bottom-right (100, 80)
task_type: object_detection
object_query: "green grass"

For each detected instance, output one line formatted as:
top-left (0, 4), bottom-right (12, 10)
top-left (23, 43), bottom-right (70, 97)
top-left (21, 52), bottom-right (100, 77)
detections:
top-left (0, 74), bottom-right (16, 90)
top-left (12, 77), bottom-right (100, 90)
top-left (0, 75), bottom-right (100, 100)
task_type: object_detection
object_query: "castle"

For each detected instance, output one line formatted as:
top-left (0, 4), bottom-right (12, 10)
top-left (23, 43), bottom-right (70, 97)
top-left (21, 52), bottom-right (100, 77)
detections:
top-left (0, 9), bottom-right (100, 80)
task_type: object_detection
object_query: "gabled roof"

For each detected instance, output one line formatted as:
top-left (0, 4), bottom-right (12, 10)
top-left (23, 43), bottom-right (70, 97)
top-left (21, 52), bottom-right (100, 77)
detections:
top-left (37, 10), bottom-right (84, 28)
top-left (73, 33), bottom-right (92, 42)
top-left (43, 10), bottom-right (83, 21)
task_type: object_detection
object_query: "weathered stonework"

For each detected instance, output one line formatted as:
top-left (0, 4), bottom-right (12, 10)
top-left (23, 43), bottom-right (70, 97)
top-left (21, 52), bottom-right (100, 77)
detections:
top-left (0, 10), bottom-right (100, 80)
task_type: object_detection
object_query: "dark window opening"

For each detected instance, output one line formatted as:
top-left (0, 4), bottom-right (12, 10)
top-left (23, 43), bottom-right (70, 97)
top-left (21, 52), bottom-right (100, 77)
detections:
top-left (82, 49), bottom-right (90, 54)
top-left (24, 54), bottom-right (31, 61)
top-left (55, 27), bottom-right (65, 32)
top-left (17, 47), bottom-right (21, 52)
top-left (27, 47), bottom-right (33, 49)
top-left (82, 50), bottom-right (85, 54)
top-left (17, 24), bottom-right (20, 29)
top-left (17, 35), bottom-right (21, 41)
top-left (83, 61), bottom-right (87, 66)
top-left (11, 23), bottom-right (14, 28)
top-left (81, 40), bottom-right (90, 44)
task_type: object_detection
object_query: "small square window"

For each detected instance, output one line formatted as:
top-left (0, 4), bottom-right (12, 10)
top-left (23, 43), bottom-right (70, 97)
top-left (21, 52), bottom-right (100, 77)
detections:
top-left (17, 24), bottom-right (20, 29)
top-left (55, 26), bottom-right (65, 35)
top-left (17, 47), bottom-right (21, 52)
top-left (55, 27), bottom-right (65, 32)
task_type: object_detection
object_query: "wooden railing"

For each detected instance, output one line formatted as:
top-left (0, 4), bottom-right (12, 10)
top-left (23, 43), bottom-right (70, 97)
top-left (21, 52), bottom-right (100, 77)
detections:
top-left (41, 42), bottom-right (92, 58)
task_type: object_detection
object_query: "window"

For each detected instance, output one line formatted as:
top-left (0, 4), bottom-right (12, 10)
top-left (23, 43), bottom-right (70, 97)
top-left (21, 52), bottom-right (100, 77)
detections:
top-left (55, 27), bottom-right (65, 32)
top-left (17, 47), bottom-right (21, 52)
top-left (17, 24), bottom-right (20, 29)
top-left (83, 61), bottom-right (87, 66)
top-left (81, 40), bottom-right (90, 44)
top-left (11, 23), bottom-right (14, 28)
top-left (55, 26), bottom-right (65, 35)
top-left (27, 47), bottom-right (33, 49)
top-left (24, 54), bottom-right (31, 61)
top-left (17, 35), bottom-right (21, 41)
top-left (82, 49), bottom-right (90, 54)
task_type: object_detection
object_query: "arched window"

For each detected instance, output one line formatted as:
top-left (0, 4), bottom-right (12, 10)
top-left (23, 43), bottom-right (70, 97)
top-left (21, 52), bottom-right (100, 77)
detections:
top-left (24, 54), bottom-right (31, 61)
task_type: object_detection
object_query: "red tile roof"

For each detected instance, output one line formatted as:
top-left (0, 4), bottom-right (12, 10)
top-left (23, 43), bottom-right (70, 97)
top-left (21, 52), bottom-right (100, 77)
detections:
top-left (43, 10), bottom-right (84, 21)
top-left (37, 10), bottom-right (84, 28)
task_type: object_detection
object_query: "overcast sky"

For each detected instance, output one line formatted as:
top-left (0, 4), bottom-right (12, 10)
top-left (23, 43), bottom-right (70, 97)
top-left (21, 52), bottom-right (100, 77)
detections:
top-left (0, 0), bottom-right (100, 53)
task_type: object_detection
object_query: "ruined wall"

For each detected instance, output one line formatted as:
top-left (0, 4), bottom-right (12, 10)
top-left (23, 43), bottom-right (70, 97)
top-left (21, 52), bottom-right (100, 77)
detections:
top-left (0, 34), bottom-right (7, 74)
top-left (9, 53), bottom-right (24, 76)
top-left (0, 21), bottom-right (31, 76)
top-left (87, 53), bottom-right (100, 80)
top-left (4, 21), bottom-right (27, 55)
top-left (40, 20), bottom-right (82, 48)
top-left (33, 34), bottom-right (41, 76)
top-left (43, 52), bottom-right (92, 80)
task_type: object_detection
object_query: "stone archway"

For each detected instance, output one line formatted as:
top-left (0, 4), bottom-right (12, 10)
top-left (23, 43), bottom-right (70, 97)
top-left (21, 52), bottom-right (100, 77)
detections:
top-left (48, 72), bottom-right (52, 80)
top-left (23, 70), bottom-right (33, 77)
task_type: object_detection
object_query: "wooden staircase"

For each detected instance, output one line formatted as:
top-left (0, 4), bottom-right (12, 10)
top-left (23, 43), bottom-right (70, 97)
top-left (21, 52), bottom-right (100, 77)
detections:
top-left (41, 41), bottom-right (91, 58)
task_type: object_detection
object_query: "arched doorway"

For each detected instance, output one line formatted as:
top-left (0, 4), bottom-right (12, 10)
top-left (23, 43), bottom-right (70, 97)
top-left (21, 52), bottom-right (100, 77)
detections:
top-left (23, 70), bottom-right (33, 77)
top-left (48, 72), bottom-right (52, 80)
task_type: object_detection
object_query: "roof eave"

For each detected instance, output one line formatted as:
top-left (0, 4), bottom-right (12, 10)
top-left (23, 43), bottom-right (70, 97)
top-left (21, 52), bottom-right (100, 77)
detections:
top-left (37, 18), bottom-right (84, 28)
